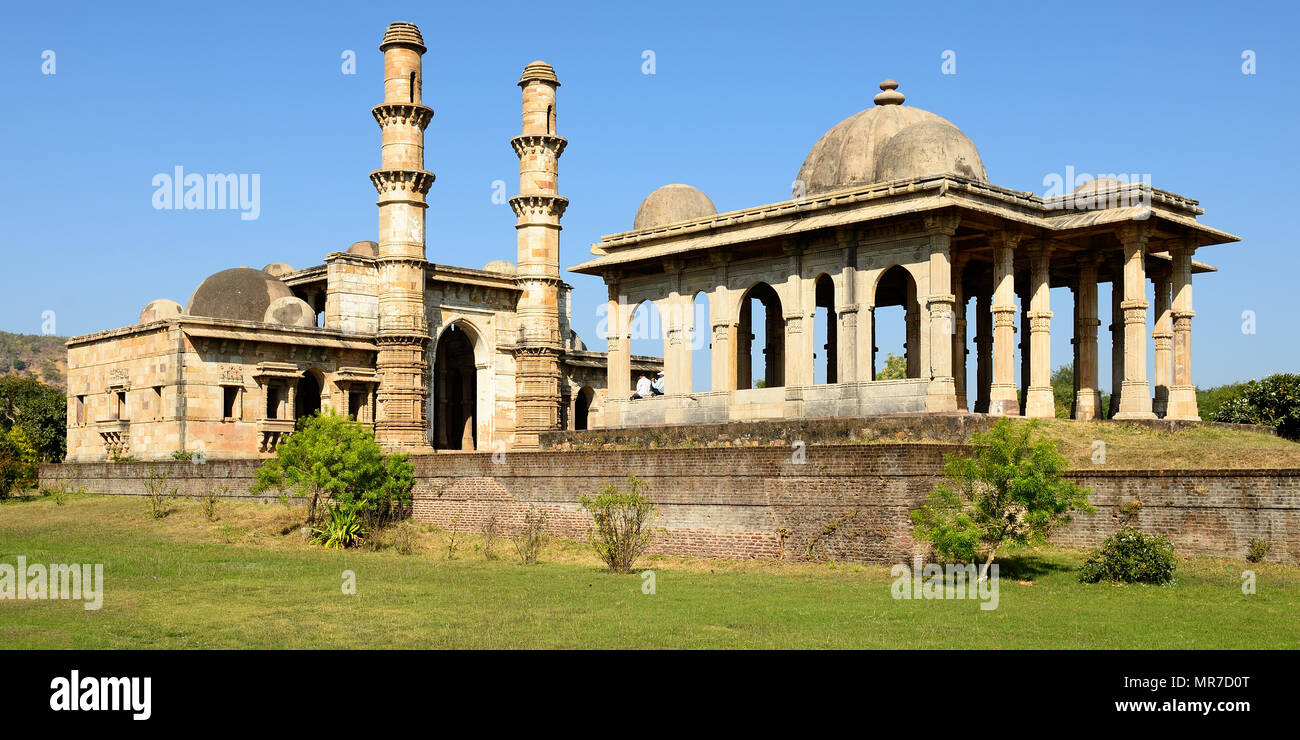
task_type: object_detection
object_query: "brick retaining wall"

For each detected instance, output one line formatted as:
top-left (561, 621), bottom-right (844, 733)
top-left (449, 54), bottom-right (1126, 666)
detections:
top-left (39, 445), bottom-right (1300, 564)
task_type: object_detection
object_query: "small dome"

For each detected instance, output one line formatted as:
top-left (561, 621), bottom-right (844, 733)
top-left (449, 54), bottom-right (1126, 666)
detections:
top-left (519, 60), bottom-right (559, 87)
top-left (138, 299), bottom-right (183, 325)
top-left (346, 240), bottom-right (379, 257)
top-left (794, 79), bottom-right (987, 197)
top-left (633, 184), bottom-right (717, 230)
top-left (187, 268), bottom-right (293, 323)
top-left (262, 262), bottom-right (294, 277)
top-left (263, 296), bottom-right (316, 328)
top-left (570, 330), bottom-right (587, 352)
top-left (483, 260), bottom-right (516, 275)
top-left (380, 22), bottom-right (425, 53)
top-left (1072, 176), bottom-right (1128, 194)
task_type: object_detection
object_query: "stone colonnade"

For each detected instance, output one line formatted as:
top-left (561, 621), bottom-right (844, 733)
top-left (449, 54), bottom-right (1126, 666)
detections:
top-left (601, 224), bottom-right (1201, 422)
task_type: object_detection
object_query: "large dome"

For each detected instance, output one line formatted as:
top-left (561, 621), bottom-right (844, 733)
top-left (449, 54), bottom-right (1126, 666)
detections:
top-left (633, 184), bottom-right (717, 230)
top-left (187, 267), bottom-right (294, 323)
top-left (794, 80), bottom-right (987, 198)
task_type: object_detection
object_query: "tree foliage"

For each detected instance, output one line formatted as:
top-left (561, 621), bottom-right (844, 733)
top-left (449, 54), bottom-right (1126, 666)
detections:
top-left (875, 353), bottom-right (907, 380)
top-left (1212, 374), bottom-right (1300, 439)
top-left (250, 409), bottom-right (413, 527)
top-left (0, 426), bottom-right (40, 498)
top-left (911, 418), bottom-right (1094, 580)
top-left (0, 376), bottom-right (66, 462)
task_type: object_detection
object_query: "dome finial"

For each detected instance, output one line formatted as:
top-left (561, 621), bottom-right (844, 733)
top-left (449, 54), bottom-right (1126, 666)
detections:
top-left (874, 79), bottom-right (904, 106)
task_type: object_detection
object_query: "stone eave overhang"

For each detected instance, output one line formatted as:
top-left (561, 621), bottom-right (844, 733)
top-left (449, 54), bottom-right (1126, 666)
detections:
top-left (427, 263), bottom-right (522, 291)
top-left (283, 264), bottom-right (328, 286)
top-left (570, 176), bottom-right (1240, 275)
top-left (67, 317), bottom-right (378, 352)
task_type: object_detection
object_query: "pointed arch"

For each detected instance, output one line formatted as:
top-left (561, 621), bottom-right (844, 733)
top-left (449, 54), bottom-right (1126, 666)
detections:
top-left (432, 321), bottom-right (484, 451)
top-left (736, 282), bottom-right (784, 389)
top-left (871, 265), bottom-right (921, 380)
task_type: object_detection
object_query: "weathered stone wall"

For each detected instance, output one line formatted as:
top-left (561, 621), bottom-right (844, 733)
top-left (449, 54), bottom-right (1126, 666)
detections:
top-left (41, 442), bottom-right (1300, 564)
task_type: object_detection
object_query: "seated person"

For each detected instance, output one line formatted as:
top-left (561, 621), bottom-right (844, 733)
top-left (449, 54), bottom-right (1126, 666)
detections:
top-left (651, 371), bottom-right (665, 395)
top-left (631, 374), bottom-right (652, 400)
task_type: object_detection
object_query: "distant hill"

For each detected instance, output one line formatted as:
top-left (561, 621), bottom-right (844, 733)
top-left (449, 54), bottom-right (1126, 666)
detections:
top-left (0, 331), bottom-right (67, 390)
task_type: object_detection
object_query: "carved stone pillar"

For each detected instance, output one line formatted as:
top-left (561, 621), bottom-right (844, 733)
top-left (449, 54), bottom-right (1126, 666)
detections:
top-left (924, 214), bottom-right (958, 412)
top-left (1167, 239), bottom-right (1200, 420)
top-left (951, 252), bottom-right (968, 411)
top-left (1024, 244), bottom-right (1055, 418)
top-left (974, 288), bottom-right (992, 413)
top-left (988, 232), bottom-right (1020, 415)
top-left (1074, 256), bottom-right (1103, 420)
top-left (1151, 263), bottom-right (1173, 418)
top-left (1115, 226), bottom-right (1155, 419)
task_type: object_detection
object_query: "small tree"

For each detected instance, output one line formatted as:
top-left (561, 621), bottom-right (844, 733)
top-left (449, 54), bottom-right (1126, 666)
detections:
top-left (0, 427), bottom-right (40, 498)
top-left (875, 353), bottom-right (907, 380)
top-left (580, 477), bottom-right (658, 573)
top-left (911, 419), bottom-right (1094, 581)
top-left (250, 410), bottom-right (413, 528)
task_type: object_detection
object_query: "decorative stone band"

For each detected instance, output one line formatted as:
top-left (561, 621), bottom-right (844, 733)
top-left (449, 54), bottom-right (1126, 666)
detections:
top-left (369, 169), bottom-right (435, 196)
top-left (372, 102), bottom-right (434, 129)
top-left (508, 193), bottom-right (569, 219)
top-left (510, 134), bottom-right (568, 159)
top-left (1027, 311), bottom-right (1053, 331)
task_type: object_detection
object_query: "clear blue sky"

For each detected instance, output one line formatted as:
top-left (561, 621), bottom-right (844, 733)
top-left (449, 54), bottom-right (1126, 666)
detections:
top-left (2, 0), bottom-right (1295, 393)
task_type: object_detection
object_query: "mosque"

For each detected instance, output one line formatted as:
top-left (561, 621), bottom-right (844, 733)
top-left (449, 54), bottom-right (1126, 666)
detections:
top-left (62, 21), bottom-right (1237, 461)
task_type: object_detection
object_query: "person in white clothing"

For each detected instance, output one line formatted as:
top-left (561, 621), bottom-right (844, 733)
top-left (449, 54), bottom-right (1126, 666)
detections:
top-left (632, 374), bottom-right (652, 400)
top-left (651, 371), bottom-right (665, 395)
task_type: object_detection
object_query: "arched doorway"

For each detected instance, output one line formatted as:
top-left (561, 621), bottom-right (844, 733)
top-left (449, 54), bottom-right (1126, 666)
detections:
top-left (574, 386), bottom-right (594, 430)
top-left (295, 371), bottom-right (322, 420)
top-left (814, 274), bottom-right (837, 384)
top-left (433, 324), bottom-right (477, 450)
top-left (872, 266), bottom-right (920, 380)
top-left (737, 282), bottom-right (783, 389)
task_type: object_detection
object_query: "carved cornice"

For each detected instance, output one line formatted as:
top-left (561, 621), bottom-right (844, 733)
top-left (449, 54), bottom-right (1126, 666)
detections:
top-left (372, 103), bottom-right (434, 130)
top-left (510, 134), bottom-right (568, 159)
top-left (509, 194), bottom-right (569, 219)
top-left (370, 169), bottom-right (435, 196)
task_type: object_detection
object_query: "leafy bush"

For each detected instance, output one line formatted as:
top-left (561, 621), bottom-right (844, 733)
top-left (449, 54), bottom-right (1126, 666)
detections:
top-left (0, 426), bottom-right (40, 499)
top-left (580, 477), bottom-right (658, 573)
top-left (1246, 537), bottom-right (1270, 564)
top-left (310, 504), bottom-right (368, 549)
top-left (0, 376), bottom-right (66, 462)
top-left (1213, 373), bottom-right (1300, 439)
top-left (145, 466), bottom-right (178, 519)
top-left (250, 410), bottom-right (413, 527)
top-left (1078, 527), bottom-right (1176, 584)
top-left (513, 506), bottom-right (549, 565)
top-left (911, 419), bottom-right (1093, 580)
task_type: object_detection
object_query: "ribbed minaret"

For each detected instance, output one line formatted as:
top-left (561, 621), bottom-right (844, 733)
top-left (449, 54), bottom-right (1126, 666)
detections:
top-left (510, 61), bottom-right (568, 448)
top-left (371, 22), bottom-right (435, 452)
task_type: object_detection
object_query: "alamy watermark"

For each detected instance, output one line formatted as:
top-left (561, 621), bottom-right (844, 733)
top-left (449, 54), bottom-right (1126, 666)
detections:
top-left (152, 166), bottom-right (261, 221)
top-left (1042, 166), bottom-right (1151, 218)
top-left (891, 557), bottom-right (999, 611)
top-left (0, 556), bottom-right (103, 610)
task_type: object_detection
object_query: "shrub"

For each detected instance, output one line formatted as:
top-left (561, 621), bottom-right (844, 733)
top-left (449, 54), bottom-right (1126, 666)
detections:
top-left (1246, 537), bottom-right (1270, 564)
top-left (1078, 527), bottom-right (1176, 584)
top-left (250, 410), bottom-right (413, 528)
top-left (445, 516), bottom-right (461, 559)
top-left (387, 520), bottom-right (419, 555)
top-left (480, 508), bottom-right (500, 561)
top-left (144, 465), bottom-right (178, 519)
top-left (513, 506), bottom-right (549, 565)
top-left (0, 427), bottom-right (40, 499)
top-left (580, 477), bottom-right (658, 573)
top-left (911, 419), bottom-right (1093, 581)
top-left (309, 504), bottom-right (368, 549)
top-left (1213, 373), bottom-right (1300, 439)
top-left (197, 485), bottom-right (225, 522)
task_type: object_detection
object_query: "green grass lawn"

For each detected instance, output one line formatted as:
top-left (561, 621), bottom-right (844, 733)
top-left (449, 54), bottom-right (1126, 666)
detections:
top-left (1, 494), bottom-right (1296, 649)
